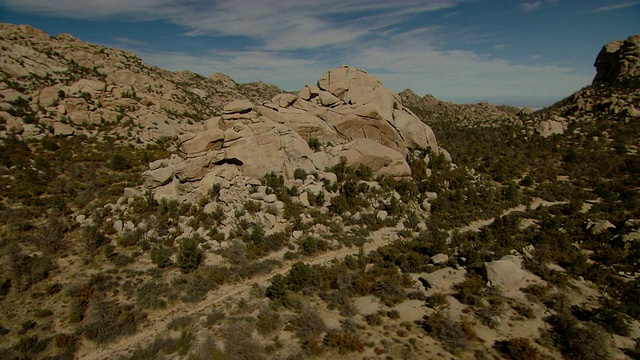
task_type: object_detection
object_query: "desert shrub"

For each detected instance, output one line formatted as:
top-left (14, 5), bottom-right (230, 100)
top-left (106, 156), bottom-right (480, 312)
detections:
top-left (53, 333), bottom-right (79, 354)
top-left (7, 246), bottom-right (55, 291)
top-left (494, 337), bottom-right (540, 360)
top-left (167, 315), bottom-right (193, 330)
top-left (373, 273), bottom-right (408, 306)
top-left (453, 273), bottom-right (485, 306)
top-left (546, 312), bottom-right (611, 360)
top-left (150, 246), bottom-right (173, 268)
top-left (137, 281), bottom-right (170, 309)
top-left (418, 310), bottom-right (471, 353)
top-left (425, 293), bottom-right (449, 308)
top-left (243, 200), bottom-right (261, 214)
top-left (10, 335), bottom-right (48, 359)
top-left (364, 312), bottom-right (382, 326)
top-left (206, 309), bottom-right (226, 326)
top-left (82, 298), bottom-right (145, 343)
top-left (107, 154), bottom-right (131, 171)
top-left (307, 137), bottom-right (321, 152)
top-left (176, 236), bottom-right (203, 274)
top-left (323, 330), bottom-right (365, 354)
top-left (293, 168), bottom-right (308, 180)
top-left (256, 306), bottom-right (282, 335)
top-left (291, 307), bottom-right (327, 343)
top-left (83, 225), bottom-right (109, 255)
top-left (223, 322), bottom-right (265, 360)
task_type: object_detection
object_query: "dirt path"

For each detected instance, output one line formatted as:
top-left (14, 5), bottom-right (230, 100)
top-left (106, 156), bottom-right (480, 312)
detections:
top-left (450, 198), bottom-right (565, 236)
top-left (78, 228), bottom-right (398, 360)
top-left (79, 199), bottom-right (563, 359)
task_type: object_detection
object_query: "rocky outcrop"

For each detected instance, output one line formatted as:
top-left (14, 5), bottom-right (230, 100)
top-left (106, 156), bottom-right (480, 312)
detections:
top-left (400, 89), bottom-right (520, 129)
top-left (535, 116), bottom-right (566, 137)
top-left (143, 66), bottom-right (444, 198)
top-left (0, 23), bottom-right (281, 143)
top-left (593, 35), bottom-right (640, 84)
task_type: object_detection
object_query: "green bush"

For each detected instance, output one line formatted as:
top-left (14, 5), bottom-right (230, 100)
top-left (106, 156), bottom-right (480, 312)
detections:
top-left (150, 246), bottom-right (173, 268)
top-left (294, 168), bottom-right (308, 180)
top-left (257, 306), bottom-right (282, 335)
top-left (176, 236), bottom-right (203, 274)
top-left (107, 153), bottom-right (131, 171)
top-left (493, 338), bottom-right (540, 360)
top-left (323, 330), bottom-right (365, 354)
top-left (307, 137), bottom-right (321, 152)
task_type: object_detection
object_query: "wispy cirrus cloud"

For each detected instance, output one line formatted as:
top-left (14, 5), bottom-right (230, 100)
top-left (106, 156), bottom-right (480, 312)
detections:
top-left (0, 0), bottom-right (596, 106)
top-left (519, 0), bottom-right (557, 12)
top-left (520, 1), bottom-right (544, 12)
top-left (593, 1), bottom-right (640, 12)
top-left (1, 0), bottom-right (459, 50)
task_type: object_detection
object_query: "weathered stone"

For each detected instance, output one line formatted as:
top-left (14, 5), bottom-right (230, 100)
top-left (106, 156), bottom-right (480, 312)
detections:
top-left (299, 191), bottom-right (310, 207)
top-left (340, 139), bottom-right (411, 177)
top-left (51, 122), bottom-right (74, 136)
top-left (484, 255), bottom-right (528, 291)
top-left (123, 187), bottom-right (141, 199)
top-left (180, 130), bottom-right (225, 154)
top-left (535, 120), bottom-right (565, 137)
top-left (272, 93), bottom-right (298, 108)
top-left (223, 99), bottom-right (253, 114)
top-left (143, 166), bottom-right (175, 188)
top-left (431, 254), bottom-right (449, 265)
top-left (589, 220), bottom-right (615, 234)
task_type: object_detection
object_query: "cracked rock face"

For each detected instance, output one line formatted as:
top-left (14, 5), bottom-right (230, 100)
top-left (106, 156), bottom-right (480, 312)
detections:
top-left (593, 34), bottom-right (640, 84)
top-left (144, 65), bottom-right (444, 199)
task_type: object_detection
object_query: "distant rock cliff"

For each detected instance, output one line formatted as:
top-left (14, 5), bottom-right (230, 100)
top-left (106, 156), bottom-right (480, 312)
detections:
top-left (593, 34), bottom-right (640, 84)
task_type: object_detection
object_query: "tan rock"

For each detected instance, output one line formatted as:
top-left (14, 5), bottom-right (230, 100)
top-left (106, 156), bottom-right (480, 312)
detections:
top-left (223, 99), bottom-right (253, 114)
top-left (68, 79), bottom-right (105, 96)
top-left (272, 93), bottom-right (297, 108)
top-left (143, 166), bottom-right (175, 188)
top-left (180, 130), bottom-right (225, 154)
top-left (318, 91), bottom-right (342, 107)
top-left (340, 139), bottom-right (411, 177)
top-left (535, 120), bottom-right (565, 137)
top-left (51, 122), bottom-right (74, 136)
top-left (484, 255), bottom-right (528, 291)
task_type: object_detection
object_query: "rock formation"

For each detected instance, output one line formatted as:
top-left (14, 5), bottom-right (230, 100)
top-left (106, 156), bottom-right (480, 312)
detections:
top-left (0, 23), bottom-right (281, 144)
top-left (593, 34), bottom-right (640, 84)
top-left (143, 66), bottom-right (443, 199)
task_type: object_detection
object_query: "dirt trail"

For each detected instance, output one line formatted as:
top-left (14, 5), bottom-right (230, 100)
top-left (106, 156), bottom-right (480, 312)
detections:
top-left (79, 199), bottom-right (563, 359)
top-left (79, 228), bottom-right (398, 360)
top-left (450, 198), bottom-right (565, 236)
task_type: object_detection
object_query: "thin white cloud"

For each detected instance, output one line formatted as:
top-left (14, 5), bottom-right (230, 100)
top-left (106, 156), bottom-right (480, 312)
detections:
top-left (529, 54), bottom-right (542, 60)
top-left (131, 29), bottom-right (590, 107)
top-left (594, 1), bottom-right (640, 12)
top-left (520, 0), bottom-right (557, 12)
top-left (2, 0), bottom-right (591, 106)
top-left (520, 1), bottom-right (543, 12)
top-left (1, 0), bottom-right (458, 51)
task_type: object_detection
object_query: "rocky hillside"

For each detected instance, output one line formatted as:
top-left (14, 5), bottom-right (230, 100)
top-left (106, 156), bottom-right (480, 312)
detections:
top-left (0, 23), bottom-right (282, 144)
top-left (399, 89), bottom-right (520, 128)
top-left (2, 23), bottom-right (640, 360)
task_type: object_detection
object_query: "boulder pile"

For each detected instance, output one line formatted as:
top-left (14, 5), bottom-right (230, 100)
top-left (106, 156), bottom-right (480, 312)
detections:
top-left (143, 66), bottom-right (443, 200)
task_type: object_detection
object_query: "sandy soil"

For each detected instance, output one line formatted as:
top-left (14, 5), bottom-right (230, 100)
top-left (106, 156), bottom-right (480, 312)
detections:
top-left (77, 199), bottom-right (566, 359)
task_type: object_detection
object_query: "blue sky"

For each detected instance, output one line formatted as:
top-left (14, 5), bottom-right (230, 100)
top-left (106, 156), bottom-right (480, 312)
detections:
top-left (1, 0), bottom-right (638, 107)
